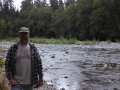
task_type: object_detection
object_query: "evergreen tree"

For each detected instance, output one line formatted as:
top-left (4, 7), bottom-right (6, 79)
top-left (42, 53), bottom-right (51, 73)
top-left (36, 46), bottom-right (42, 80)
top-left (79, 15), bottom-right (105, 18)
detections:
top-left (50, 0), bottom-right (58, 10)
top-left (34, 0), bottom-right (41, 7)
top-left (65, 0), bottom-right (75, 7)
top-left (2, 0), bottom-right (15, 37)
top-left (0, 0), bottom-right (2, 10)
top-left (21, 0), bottom-right (34, 11)
top-left (59, 0), bottom-right (64, 9)
top-left (113, 0), bottom-right (120, 30)
top-left (0, 0), bottom-right (2, 18)
top-left (76, 0), bottom-right (93, 40)
top-left (90, 0), bottom-right (116, 40)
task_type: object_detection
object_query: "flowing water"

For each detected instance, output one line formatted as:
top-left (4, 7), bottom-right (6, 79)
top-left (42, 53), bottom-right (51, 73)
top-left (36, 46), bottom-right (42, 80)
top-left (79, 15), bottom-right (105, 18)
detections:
top-left (1, 42), bottom-right (120, 90)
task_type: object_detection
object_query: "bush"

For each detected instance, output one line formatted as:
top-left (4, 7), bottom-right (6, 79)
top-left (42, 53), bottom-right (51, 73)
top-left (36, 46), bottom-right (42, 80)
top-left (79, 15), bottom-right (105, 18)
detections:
top-left (0, 57), bottom-right (4, 68)
top-left (0, 42), bottom-right (2, 52)
top-left (0, 68), bottom-right (9, 90)
top-left (68, 38), bottom-right (77, 44)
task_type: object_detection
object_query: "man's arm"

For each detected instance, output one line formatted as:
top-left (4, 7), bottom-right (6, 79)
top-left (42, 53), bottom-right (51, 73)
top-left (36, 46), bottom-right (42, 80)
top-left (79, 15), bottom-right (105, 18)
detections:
top-left (5, 47), bottom-right (12, 80)
top-left (35, 47), bottom-right (43, 87)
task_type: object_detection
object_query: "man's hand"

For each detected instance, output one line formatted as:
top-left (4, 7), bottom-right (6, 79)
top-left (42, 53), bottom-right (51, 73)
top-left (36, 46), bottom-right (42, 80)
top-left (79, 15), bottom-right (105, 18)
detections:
top-left (10, 79), bottom-right (18, 86)
top-left (38, 80), bottom-right (43, 87)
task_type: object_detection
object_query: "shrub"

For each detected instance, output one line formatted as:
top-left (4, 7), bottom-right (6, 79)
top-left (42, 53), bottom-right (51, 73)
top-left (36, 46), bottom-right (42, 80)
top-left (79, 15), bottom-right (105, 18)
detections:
top-left (0, 57), bottom-right (4, 68)
top-left (82, 40), bottom-right (92, 45)
top-left (0, 68), bottom-right (9, 90)
top-left (0, 42), bottom-right (2, 52)
top-left (68, 38), bottom-right (77, 44)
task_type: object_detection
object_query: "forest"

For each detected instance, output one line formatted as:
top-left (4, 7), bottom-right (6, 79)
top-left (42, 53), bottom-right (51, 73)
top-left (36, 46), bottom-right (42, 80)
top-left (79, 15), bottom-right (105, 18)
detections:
top-left (0, 0), bottom-right (120, 41)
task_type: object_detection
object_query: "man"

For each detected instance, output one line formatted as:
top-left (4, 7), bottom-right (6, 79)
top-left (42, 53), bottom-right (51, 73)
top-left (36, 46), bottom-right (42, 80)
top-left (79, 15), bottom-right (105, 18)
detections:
top-left (5, 27), bottom-right (43, 90)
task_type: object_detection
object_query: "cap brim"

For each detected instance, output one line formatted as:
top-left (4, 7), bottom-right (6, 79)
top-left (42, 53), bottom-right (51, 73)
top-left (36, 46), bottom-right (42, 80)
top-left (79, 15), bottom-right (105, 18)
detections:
top-left (19, 31), bottom-right (29, 33)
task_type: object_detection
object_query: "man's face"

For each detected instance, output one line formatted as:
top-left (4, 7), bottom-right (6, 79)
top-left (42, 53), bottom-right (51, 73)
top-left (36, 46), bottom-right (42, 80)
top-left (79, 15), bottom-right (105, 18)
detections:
top-left (19, 32), bottom-right (29, 43)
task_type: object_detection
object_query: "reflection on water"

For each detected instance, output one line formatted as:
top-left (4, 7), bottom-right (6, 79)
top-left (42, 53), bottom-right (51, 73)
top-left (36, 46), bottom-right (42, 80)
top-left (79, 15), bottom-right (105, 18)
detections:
top-left (56, 77), bottom-right (82, 90)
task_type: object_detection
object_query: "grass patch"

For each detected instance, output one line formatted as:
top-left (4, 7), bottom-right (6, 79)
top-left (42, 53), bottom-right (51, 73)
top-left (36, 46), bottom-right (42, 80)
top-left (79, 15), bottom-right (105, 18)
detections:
top-left (82, 40), bottom-right (92, 45)
top-left (30, 37), bottom-right (77, 44)
top-left (0, 37), bottom-right (114, 45)
top-left (75, 41), bottom-right (81, 45)
top-left (0, 37), bottom-right (19, 42)
top-left (0, 42), bottom-right (2, 52)
top-left (115, 39), bottom-right (120, 42)
top-left (67, 38), bottom-right (77, 44)
top-left (82, 39), bottom-right (100, 45)
top-left (106, 39), bottom-right (111, 44)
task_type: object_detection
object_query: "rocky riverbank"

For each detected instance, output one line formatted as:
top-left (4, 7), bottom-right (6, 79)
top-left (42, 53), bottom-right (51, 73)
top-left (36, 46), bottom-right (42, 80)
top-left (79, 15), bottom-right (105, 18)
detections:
top-left (1, 42), bottom-right (120, 90)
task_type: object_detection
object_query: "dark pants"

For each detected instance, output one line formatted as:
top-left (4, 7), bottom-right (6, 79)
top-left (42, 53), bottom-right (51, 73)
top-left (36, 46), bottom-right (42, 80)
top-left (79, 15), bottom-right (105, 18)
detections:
top-left (11, 84), bottom-right (33, 90)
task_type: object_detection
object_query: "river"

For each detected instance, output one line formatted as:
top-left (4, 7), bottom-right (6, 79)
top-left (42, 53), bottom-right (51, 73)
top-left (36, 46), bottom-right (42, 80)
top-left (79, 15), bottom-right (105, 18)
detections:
top-left (1, 42), bottom-right (120, 90)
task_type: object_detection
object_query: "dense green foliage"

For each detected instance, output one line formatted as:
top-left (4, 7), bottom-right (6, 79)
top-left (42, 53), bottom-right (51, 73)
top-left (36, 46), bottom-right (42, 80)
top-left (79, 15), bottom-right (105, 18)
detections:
top-left (0, 0), bottom-right (120, 41)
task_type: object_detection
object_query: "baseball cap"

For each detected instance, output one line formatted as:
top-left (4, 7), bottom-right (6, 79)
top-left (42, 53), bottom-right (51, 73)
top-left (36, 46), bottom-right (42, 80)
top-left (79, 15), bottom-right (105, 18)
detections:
top-left (19, 27), bottom-right (30, 33)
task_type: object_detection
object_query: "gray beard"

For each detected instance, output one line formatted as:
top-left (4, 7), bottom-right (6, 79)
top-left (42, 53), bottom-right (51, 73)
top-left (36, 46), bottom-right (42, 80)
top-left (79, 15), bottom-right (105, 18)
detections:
top-left (20, 38), bottom-right (28, 43)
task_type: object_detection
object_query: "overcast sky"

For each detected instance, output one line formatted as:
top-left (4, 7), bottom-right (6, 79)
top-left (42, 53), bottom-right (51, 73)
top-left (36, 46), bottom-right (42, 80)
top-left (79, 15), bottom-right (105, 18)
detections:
top-left (13, 0), bottom-right (51, 10)
top-left (13, 0), bottom-right (67, 7)
top-left (14, 0), bottom-right (22, 9)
